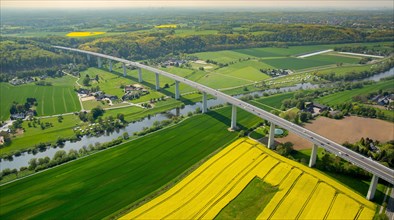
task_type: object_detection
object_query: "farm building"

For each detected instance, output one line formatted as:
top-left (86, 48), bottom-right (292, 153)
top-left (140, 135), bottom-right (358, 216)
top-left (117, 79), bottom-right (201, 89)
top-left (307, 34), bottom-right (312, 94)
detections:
top-left (124, 84), bottom-right (148, 93)
top-left (305, 102), bottom-right (330, 116)
top-left (96, 94), bottom-right (118, 101)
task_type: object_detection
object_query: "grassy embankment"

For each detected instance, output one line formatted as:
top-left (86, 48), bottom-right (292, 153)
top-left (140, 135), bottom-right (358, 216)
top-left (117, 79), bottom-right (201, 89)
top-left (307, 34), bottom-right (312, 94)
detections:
top-left (0, 106), bottom-right (262, 219)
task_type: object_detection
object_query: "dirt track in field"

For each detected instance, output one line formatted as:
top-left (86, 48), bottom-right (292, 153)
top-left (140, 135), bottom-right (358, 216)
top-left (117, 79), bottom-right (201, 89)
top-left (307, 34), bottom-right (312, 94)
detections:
top-left (277, 116), bottom-right (394, 150)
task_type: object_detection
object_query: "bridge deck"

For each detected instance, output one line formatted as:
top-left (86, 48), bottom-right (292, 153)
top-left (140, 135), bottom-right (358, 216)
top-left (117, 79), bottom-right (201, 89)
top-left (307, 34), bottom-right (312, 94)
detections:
top-left (53, 45), bottom-right (394, 185)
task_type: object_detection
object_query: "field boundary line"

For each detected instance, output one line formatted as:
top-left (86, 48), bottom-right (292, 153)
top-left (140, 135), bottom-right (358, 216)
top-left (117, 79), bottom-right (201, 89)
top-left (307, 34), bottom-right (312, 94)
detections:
top-left (67, 87), bottom-right (78, 111)
top-left (130, 139), bottom-right (246, 219)
top-left (196, 153), bottom-right (268, 219)
top-left (267, 170), bottom-right (303, 219)
top-left (295, 181), bottom-right (320, 219)
top-left (41, 87), bottom-right (46, 115)
top-left (354, 206), bottom-right (364, 220)
top-left (161, 144), bottom-right (256, 219)
top-left (260, 161), bottom-right (281, 180)
top-left (323, 193), bottom-right (338, 219)
top-left (250, 100), bottom-right (280, 111)
top-left (62, 88), bottom-right (68, 112)
top-left (276, 167), bottom-right (295, 187)
top-left (211, 72), bottom-right (255, 83)
top-left (52, 87), bottom-right (56, 114)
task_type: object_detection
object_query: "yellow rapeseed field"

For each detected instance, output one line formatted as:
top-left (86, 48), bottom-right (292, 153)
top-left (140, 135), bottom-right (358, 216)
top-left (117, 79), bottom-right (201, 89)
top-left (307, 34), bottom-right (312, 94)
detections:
top-left (298, 182), bottom-right (337, 219)
top-left (66, 32), bottom-right (105, 37)
top-left (155, 24), bottom-right (177, 28)
top-left (119, 138), bottom-right (376, 220)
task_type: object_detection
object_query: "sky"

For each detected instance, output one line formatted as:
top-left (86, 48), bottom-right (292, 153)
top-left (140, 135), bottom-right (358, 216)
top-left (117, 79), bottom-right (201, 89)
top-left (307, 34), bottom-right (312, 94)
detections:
top-left (1, 0), bottom-right (393, 9)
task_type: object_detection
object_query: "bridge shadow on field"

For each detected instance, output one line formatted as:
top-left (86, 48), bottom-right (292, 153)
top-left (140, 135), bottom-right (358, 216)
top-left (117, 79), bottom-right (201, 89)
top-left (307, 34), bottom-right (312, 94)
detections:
top-left (206, 110), bottom-right (248, 131)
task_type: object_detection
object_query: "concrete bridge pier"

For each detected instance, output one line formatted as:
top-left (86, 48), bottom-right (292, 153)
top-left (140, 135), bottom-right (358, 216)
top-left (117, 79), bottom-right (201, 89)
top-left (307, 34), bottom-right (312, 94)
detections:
top-left (267, 122), bottom-right (275, 149)
top-left (87, 54), bottom-right (90, 61)
top-left (155, 73), bottom-right (160, 90)
top-left (366, 174), bottom-right (379, 200)
top-left (109, 60), bottom-right (113, 72)
top-left (175, 80), bottom-right (180, 100)
top-left (202, 92), bottom-right (208, 113)
top-left (98, 57), bottom-right (102, 68)
top-left (138, 68), bottom-right (143, 82)
top-left (230, 105), bottom-right (237, 130)
top-left (122, 63), bottom-right (127, 77)
top-left (309, 144), bottom-right (318, 167)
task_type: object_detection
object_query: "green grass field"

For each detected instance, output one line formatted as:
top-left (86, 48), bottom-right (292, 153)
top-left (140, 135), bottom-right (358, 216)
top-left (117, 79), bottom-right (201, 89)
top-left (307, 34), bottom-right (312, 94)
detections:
top-left (0, 76), bottom-right (80, 120)
top-left (215, 60), bottom-right (272, 81)
top-left (234, 45), bottom-right (332, 57)
top-left (306, 53), bottom-right (361, 64)
top-left (192, 50), bottom-right (251, 64)
top-left (315, 64), bottom-right (373, 77)
top-left (1, 114), bottom-right (82, 155)
top-left (261, 57), bottom-right (335, 71)
top-left (254, 92), bottom-right (294, 109)
top-left (215, 178), bottom-right (278, 220)
top-left (196, 73), bottom-right (252, 89)
top-left (317, 79), bottom-right (394, 105)
top-left (0, 107), bottom-right (262, 219)
top-left (245, 93), bottom-right (295, 113)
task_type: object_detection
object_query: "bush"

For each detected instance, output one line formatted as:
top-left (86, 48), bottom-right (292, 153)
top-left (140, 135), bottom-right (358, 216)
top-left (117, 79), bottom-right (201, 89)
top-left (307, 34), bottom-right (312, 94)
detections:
top-left (123, 132), bottom-right (129, 140)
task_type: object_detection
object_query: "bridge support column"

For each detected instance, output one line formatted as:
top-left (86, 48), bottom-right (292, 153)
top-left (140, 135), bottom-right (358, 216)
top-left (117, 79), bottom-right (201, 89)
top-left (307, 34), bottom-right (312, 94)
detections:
top-left (366, 174), bottom-right (379, 200)
top-left (230, 105), bottom-right (237, 130)
top-left (155, 73), bottom-right (160, 90)
top-left (109, 60), bottom-right (112, 72)
top-left (309, 144), bottom-right (318, 167)
top-left (202, 92), bottom-right (207, 113)
top-left (87, 54), bottom-right (90, 61)
top-left (175, 80), bottom-right (180, 100)
top-left (122, 63), bottom-right (127, 77)
top-left (138, 68), bottom-right (143, 83)
top-left (98, 57), bottom-right (102, 68)
top-left (267, 122), bottom-right (275, 149)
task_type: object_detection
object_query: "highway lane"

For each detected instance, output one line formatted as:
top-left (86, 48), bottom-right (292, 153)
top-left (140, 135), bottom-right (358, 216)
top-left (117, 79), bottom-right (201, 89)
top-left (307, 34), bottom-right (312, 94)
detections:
top-left (53, 46), bottom-right (394, 184)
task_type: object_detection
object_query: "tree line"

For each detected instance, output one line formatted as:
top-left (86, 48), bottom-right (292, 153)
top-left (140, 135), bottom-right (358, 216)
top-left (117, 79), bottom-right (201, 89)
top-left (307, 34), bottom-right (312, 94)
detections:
top-left (80, 24), bottom-right (394, 61)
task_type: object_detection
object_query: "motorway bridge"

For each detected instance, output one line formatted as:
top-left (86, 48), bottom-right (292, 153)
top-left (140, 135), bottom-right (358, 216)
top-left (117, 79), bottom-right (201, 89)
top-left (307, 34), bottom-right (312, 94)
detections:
top-left (54, 46), bottom-right (394, 200)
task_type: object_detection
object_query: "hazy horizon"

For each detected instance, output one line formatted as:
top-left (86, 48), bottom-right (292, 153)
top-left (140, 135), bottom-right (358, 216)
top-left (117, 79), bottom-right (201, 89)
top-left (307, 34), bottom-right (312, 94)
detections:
top-left (1, 0), bottom-right (393, 9)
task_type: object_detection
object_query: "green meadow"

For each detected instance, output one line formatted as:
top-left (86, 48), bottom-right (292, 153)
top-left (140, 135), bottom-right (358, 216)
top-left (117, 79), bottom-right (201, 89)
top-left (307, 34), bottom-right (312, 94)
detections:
top-left (1, 114), bottom-right (82, 155)
top-left (0, 75), bottom-right (80, 120)
top-left (317, 79), bottom-right (394, 105)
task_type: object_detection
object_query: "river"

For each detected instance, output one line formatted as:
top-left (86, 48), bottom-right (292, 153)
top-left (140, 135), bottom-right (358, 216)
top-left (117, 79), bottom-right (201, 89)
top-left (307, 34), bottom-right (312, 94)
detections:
top-left (1, 67), bottom-right (393, 171)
